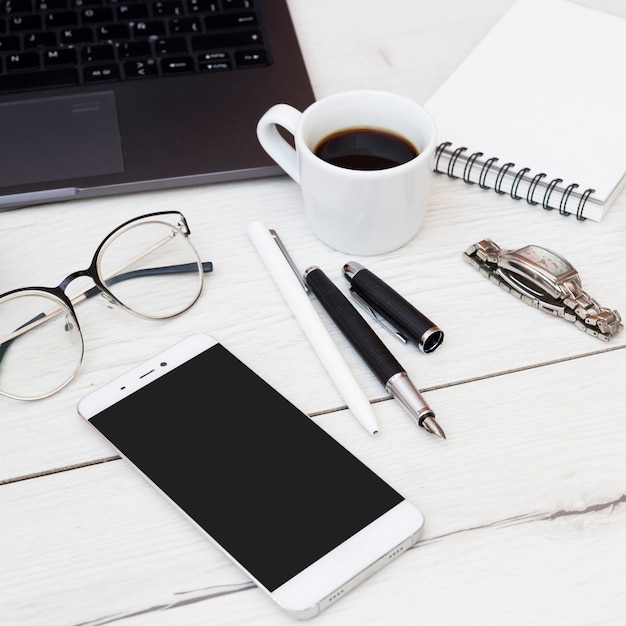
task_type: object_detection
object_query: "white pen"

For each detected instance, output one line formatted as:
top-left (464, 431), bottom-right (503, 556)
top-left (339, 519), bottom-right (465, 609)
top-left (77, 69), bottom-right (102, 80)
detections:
top-left (248, 221), bottom-right (380, 436)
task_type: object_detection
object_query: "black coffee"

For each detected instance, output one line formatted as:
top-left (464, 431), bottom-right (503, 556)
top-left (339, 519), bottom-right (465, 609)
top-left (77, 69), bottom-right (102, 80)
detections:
top-left (314, 127), bottom-right (418, 170)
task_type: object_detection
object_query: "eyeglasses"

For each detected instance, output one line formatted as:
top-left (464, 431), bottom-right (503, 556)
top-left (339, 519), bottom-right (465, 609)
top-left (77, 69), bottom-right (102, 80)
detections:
top-left (0, 211), bottom-right (212, 401)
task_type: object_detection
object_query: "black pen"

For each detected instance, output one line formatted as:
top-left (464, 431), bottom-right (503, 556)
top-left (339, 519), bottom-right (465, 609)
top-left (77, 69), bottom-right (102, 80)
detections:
top-left (342, 261), bottom-right (444, 354)
top-left (304, 266), bottom-right (445, 439)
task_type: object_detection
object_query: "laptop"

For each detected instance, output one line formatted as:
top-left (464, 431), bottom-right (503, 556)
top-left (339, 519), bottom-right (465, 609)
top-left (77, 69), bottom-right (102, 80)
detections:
top-left (0, 0), bottom-right (315, 210)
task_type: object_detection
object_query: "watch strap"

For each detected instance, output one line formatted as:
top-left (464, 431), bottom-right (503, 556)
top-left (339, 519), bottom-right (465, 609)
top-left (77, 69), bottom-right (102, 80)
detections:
top-left (464, 239), bottom-right (623, 341)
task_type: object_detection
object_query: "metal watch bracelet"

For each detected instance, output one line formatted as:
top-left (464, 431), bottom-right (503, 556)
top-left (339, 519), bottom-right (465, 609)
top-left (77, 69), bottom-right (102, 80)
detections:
top-left (464, 240), bottom-right (623, 341)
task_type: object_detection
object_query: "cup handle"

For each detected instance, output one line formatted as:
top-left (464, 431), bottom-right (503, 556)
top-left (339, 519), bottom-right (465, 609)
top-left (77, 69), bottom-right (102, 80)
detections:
top-left (256, 104), bottom-right (303, 183)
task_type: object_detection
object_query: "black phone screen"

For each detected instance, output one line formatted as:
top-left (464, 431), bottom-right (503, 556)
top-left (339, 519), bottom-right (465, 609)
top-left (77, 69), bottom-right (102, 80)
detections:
top-left (89, 343), bottom-right (404, 591)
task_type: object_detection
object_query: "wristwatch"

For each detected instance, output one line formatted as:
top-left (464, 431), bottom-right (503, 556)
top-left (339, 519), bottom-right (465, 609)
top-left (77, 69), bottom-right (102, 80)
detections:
top-left (464, 239), bottom-right (623, 341)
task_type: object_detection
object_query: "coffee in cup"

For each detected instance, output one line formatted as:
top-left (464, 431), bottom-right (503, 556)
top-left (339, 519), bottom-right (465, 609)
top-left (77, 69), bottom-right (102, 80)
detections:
top-left (314, 127), bottom-right (419, 171)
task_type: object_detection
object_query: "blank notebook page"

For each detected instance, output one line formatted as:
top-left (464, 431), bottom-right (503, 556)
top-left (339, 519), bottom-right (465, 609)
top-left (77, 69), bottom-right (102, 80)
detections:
top-left (425, 0), bottom-right (626, 220)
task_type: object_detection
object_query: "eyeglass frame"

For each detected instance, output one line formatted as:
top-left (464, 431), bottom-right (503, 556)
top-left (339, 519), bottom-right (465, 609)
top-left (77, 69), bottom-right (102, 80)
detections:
top-left (0, 210), bottom-right (213, 400)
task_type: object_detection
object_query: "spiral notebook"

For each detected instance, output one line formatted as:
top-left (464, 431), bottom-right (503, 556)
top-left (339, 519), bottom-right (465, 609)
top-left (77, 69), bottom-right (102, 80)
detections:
top-left (425, 0), bottom-right (626, 221)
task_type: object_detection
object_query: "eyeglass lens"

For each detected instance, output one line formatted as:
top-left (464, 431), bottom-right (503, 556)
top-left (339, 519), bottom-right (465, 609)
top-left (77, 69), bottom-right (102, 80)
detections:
top-left (98, 218), bottom-right (204, 319)
top-left (0, 292), bottom-right (83, 400)
top-left (0, 215), bottom-right (205, 400)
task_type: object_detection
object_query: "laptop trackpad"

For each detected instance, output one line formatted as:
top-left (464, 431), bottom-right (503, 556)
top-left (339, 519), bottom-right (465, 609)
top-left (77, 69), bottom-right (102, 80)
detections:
top-left (0, 91), bottom-right (125, 187)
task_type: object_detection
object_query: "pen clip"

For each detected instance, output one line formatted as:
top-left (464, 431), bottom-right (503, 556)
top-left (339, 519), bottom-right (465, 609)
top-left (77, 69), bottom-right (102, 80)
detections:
top-left (269, 229), bottom-right (309, 293)
top-left (349, 290), bottom-right (408, 344)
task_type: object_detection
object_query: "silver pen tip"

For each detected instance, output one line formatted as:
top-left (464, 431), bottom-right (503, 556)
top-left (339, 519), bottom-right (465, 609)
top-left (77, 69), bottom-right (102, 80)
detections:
top-left (421, 415), bottom-right (446, 439)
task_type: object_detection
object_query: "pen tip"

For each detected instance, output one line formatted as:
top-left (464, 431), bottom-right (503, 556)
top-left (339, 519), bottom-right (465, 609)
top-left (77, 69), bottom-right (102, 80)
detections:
top-left (421, 415), bottom-right (446, 440)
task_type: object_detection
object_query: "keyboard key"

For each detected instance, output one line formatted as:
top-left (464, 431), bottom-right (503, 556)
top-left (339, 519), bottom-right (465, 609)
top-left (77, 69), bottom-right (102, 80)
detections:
top-left (117, 4), bottom-right (149, 20)
top-left (235, 48), bottom-right (267, 67)
top-left (37, 0), bottom-right (67, 11)
top-left (45, 10), bottom-right (77, 27)
top-left (44, 47), bottom-right (76, 65)
top-left (191, 30), bottom-right (262, 51)
top-left (153, 36), bottom-right (186, 55)
top-left (198, 53), bottom-right (231, 72)
top-left (205, 12), bottom-right (257, 29)
top-left (1, 0), bottom-right (33, 15)
top-left (81, 43), bottom-right (114, 62)
top-left (187, 0), bottom-right (218, 14)
top-left (83, 63), bottom-right (119, 82)
top-left (60, 27), bottom-right (93, 44)
top-left (118, 40), bottom-right (150, 57)
top-left (169, 17), bottom-right (201, 34)
top-left (24, 31), bottom-right (57, 47)
top-left (0, 34), bottom-right (20, 51)
top-left (124, 57), bottom-right (157, 78)
top-left (152, 1), bottom-right (183, 17)
top-left (198, 50), bottom-right (227, 61)
top-left (0, 67), bottom-right (78, 91)
top-left (161, 55), bottom-right (193, 73)
top-left (8, 14), bottom-right (41, 30)
top-left (97, 23), bottom-right (130, 40)
top-left (131, 20), bottom-right (165, 37)
top-left (72, 0), bottom-right (101, 7)
top-left (6, 51), bottom-right (39, 70)
top-left (81, 7), bottom-right (113, 23)
top-left (223, 0), bottom-right (253, 9)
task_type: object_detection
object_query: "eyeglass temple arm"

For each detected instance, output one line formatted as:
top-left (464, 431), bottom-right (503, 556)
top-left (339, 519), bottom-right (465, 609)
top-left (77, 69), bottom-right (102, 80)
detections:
top-left (82, 261), bottom-right (214, 299)
top-left (0, 261), bottom-right (213, 364)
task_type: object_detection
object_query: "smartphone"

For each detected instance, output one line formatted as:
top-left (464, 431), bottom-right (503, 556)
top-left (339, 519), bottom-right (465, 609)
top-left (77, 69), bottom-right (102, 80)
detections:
top-left (78, 334), bottom-right (424, 619)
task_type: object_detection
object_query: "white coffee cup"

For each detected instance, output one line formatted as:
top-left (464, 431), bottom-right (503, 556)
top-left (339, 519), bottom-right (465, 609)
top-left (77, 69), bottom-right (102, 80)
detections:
top-left (256, 90), bottom-right (437, 255)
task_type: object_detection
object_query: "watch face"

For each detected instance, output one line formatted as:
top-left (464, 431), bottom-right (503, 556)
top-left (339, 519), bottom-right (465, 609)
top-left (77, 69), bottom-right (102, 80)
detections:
top-left (518, 245), bottom-right (573, 277)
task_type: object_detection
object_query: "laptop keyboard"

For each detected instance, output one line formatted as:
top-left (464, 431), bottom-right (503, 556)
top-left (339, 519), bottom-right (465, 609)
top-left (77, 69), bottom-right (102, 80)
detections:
top-left (0, 0), bottom-right (270, 93)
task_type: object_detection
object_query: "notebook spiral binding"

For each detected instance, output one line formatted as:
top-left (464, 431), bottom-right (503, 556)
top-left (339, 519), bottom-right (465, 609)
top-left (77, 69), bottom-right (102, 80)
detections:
top-left (434, 141), bottom-right (595, 220)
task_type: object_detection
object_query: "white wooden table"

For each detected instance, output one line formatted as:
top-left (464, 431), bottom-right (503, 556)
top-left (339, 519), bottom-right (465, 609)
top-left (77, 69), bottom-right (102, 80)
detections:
top-left (2, 1), bottom-right (626, 624)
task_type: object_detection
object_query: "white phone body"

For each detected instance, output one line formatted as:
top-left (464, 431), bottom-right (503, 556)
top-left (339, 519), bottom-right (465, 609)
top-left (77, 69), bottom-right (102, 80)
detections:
top-left (78, 334), bottom-right (424, 619)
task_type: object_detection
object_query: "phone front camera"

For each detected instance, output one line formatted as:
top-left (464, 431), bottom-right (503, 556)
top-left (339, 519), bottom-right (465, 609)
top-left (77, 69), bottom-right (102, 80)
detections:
top-left (160, 362), bottom-right (167, 367)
